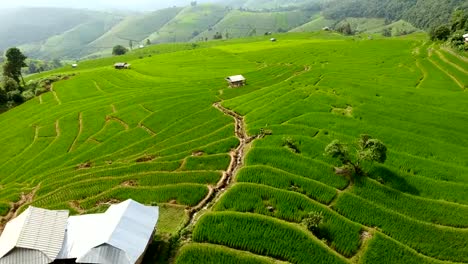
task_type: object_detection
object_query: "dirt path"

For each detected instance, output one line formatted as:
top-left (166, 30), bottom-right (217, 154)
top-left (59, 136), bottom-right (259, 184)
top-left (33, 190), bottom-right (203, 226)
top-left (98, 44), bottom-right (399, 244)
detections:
top-left (414, 61), bottom-right (426, 89)
top-left (428, 58), bottom-right (465, 90)
top-left (94, 81), bottom-right (105, 94)
top-left (50, 85), bottom-right (62, 105)
top-left (69, 112), bottom-right (83, 152)
top-left (435, 50), bottom-right (468, 75)
top-left (179, 102), bottom-right (260, 241)
top-left (0, 185), bottom-right (40, 234)
top-left (441, 47), bottom-right (468, 63)
top-left (139, 124), bottom-right (156, 136)
top-left (108, 116), bottom-right (130, 131)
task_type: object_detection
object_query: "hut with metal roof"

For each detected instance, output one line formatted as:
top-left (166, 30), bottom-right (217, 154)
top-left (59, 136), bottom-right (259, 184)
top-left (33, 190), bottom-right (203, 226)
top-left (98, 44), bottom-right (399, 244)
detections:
top-left (114, 63), bottom-right (131, 69)
top-left (226, 75), bottom-right (246, 88)
top-left (57, 199), bottom-right (159, 264)
top-left (0, 207), bottom-right (69, 264)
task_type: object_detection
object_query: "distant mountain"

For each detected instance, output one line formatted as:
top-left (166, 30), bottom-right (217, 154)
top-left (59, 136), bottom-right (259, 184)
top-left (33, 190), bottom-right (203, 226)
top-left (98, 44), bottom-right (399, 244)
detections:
top-left (1, 0), bottom-right (465, 60)
top-left (0, 8), bottom-right (110, 52)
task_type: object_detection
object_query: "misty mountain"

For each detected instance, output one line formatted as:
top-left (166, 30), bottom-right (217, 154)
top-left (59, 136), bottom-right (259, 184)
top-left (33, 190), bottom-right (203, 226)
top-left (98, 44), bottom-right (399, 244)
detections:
top-left (0, 0), bottom-right (464, 60)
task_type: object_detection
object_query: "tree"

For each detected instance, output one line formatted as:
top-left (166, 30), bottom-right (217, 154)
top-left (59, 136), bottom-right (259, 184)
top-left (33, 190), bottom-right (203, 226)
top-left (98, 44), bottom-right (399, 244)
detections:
top-left (2, 77), bottom-right (19, 92)
top-left (28, 62), bottom-right (37, 74)
top-left (337, 23), bottom-right (353, 35)
top-left (382, 28), bottom-right (392, 37)
top-left (146, 39), bottom-right (151, 46)
top-left (3, 48), bottom-right (27, 86)
top-left (325, 134), bottom-right (387, 178)
top-left (302, 212), bottom-right (324, 233)
top-left (129, 40), bottom-right (133, 50)
top-left (112, 45), bottom-right (128, 56)
top-left (430, 25), bottom-right (451, 41)
top-left (52, 58), bottom-right (62, 68)
top-left (0, 87), bottom-right (7, 104)
top-left (213, 32), bottom-right (223, 40)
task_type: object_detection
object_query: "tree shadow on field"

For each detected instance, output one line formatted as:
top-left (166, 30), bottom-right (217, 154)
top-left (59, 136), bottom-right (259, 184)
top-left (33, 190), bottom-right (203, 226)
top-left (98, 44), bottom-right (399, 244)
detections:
top-left (368, 165), bottom-right (420, 196)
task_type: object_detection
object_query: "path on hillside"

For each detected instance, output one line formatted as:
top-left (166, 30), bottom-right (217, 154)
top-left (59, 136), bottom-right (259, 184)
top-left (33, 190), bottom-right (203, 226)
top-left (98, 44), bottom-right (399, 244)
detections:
top-left (0, 185), bottom-right (40, 234)
top-left (178, 102), bottom-right (261, 242)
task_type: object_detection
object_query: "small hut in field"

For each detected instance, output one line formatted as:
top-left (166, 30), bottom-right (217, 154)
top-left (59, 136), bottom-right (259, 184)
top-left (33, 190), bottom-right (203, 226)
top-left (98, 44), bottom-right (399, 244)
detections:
top-left (463, 33), bottom-right (468, 43)
top-left (226, 75), bottom-right (246, 88)
top-left (114, 63), bottom-right (131, 69)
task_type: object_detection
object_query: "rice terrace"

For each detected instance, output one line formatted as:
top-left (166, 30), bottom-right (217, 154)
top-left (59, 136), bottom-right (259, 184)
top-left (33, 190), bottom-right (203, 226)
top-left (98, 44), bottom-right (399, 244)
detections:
top-left (0, 3), bottom-right (468, 264)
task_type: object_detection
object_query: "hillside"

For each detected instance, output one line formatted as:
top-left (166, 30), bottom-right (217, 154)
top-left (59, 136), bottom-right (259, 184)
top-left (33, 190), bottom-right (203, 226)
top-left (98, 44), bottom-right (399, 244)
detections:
top-left (86, 7), bottom-right (184, 54)
top-left (194, 9), bottom-right (313, 40)
top-left (2, 0), bottom-right (465, 60)
top-left (21, 14), bottom-right (122, 60)
top-left (0, 8), bottom-right (107, 52)
top-left (147, 4), bottom-right (229, 43)
top-left (324, 0), bottom-right (468, 30)
top-left (1, 32), bottom-right (468, 263)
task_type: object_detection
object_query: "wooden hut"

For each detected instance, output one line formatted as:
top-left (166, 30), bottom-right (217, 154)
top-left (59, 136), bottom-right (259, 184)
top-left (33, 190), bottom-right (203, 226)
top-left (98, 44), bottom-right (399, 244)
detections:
top-left (226, 75), bottom-right (246, 88)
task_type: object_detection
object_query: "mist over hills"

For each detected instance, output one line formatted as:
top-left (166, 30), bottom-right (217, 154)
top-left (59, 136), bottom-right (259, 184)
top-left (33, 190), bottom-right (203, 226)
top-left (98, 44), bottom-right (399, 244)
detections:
top-left (0, 0), bottom-right (465, 60)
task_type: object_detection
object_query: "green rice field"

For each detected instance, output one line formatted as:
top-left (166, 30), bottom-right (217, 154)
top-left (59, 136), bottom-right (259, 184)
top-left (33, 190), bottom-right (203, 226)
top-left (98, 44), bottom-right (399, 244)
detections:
top-left (0, 31), bottom-right (467, 263)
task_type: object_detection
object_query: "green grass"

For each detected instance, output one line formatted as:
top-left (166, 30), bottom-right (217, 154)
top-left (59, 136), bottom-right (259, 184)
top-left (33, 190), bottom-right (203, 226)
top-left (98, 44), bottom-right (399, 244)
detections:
top-left (1, 32), bottom-right (468, 263)
top-left (176, 243), bottom-right (280, 264)
top-left (214, 183), bottom-right (362, 257)
top-left (193, 212), bottom-right (348, 264)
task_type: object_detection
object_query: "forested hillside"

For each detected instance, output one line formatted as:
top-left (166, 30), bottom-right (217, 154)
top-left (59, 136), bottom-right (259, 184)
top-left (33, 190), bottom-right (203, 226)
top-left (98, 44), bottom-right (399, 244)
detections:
top-left (324, 0), bottom-right (468, 30)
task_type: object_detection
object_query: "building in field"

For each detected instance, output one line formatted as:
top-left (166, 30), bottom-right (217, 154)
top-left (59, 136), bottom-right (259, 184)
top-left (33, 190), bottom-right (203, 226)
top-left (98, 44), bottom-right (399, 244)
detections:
top-left (226, 75), bottom-right (246, 88)
top-left (0, 207), bottom-right (69, 264)
top-left (463, 33), bottom-right (468, 42)
top-left (0, 200), bottom-right (159, 264)
top-left (114, 63), bottom-right (131, 69)
top-left (57, 200), bottom-right (159, 264)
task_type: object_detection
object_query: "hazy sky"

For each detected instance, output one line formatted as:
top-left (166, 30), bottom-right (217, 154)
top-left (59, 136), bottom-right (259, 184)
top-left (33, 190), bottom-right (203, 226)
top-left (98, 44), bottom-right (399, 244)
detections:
top-left (0, 0), bottom-right (201, 11)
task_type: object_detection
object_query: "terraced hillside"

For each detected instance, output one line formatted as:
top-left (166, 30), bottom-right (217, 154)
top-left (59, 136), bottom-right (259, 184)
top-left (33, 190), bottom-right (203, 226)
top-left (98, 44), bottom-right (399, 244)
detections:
top-left (194, 10), bottom-right (313, 40)
top-left (1, 32), bottom-right (468, 263)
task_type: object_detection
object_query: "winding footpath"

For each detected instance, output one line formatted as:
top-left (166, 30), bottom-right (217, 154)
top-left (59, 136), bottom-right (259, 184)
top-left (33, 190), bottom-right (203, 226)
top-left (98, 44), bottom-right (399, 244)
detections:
top-left (180, 102), bottom-right (260, 240)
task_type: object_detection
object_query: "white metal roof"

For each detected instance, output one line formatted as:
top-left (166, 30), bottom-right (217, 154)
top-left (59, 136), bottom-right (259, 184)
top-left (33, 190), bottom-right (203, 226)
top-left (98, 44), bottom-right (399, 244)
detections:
top-left (0, 207), bottom-right (69, 263)
top-left (226, 75), bottom-right (246, 82)
top-left (463, 33), bottom-right (468, 38)
top-left (58, 199), bottom-right (159, 264)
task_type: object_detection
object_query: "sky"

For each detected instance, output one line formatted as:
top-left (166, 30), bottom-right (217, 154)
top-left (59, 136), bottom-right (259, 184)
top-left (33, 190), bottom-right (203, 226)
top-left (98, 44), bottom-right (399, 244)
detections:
top-left (0, 0), bottom-right (202, 11)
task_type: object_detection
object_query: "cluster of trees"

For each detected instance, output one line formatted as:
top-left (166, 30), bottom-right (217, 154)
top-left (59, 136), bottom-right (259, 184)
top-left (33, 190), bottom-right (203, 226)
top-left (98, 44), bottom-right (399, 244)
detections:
top-left (26, 59), bottom-right (62, 74)
top-left (112, 45), bottom-right (128, 56)
top-left (0, 48), bottom-right (66, 109)
top-left (324, 0), bottom-right (467, 30)
top-left (1, 48), bottom-right (28, 107)
top-left (336, 23), bottom-right (353, 36)
top-left (430, 10), bottom-right (468, 51)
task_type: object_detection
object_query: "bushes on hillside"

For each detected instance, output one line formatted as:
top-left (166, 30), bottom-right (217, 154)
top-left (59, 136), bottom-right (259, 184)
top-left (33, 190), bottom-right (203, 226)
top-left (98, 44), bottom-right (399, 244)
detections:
top-left (430, 9), bottom-right (468, 51)
top-left (112, 45), bottom-right (128, 56)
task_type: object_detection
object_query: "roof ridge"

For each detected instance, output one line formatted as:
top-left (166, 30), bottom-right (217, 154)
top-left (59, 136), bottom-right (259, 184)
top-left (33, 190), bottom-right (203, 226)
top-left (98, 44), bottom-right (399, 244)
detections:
top-left (15, 206), bottom-right (33, 246)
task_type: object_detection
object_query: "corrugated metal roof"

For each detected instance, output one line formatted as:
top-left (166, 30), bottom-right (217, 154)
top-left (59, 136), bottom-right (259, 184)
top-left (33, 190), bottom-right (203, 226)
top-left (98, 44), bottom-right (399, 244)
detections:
top-left (0, 207), bottom-right (69, 263)
top-left (226, 75), bottom-right (246, 82)
top-left (463, 33), bottom-right (468, 38)
top-left (78, 244), bottom-right (131, 264)
top-left (59, 199), bottom-right (159, 264)
top-left (0, 248), bottom-right (51, 264)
